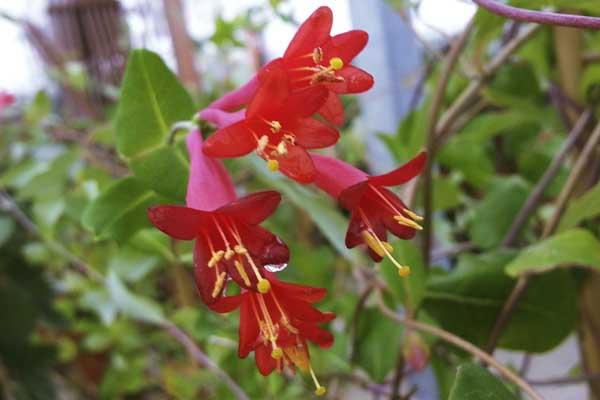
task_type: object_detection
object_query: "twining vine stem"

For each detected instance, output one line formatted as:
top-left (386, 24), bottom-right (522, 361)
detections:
top-left (375, 290), bottom-right (544, 400)
top-left (486, 120), bottom-right (600, 353)
top-left (472, 0), bottom-right (600, 30)
top-left (0, 190), bottom-right (250, 400)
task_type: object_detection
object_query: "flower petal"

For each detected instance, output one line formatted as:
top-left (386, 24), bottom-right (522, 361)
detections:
top-left (193, 241), bottom-right (226, 305)
top-left (312, 153), bottom-right (368, 198)
top-left (238, 294), bottom-right (259, 358)
top-left (280, 86), bottom-right (328, 119)
top-left (255, 344), bottom-right (277, 376)
top-left (318, 91), bottom-right (345, 126)
top-left (369, 151), bottom-right (427, 187)
top-left (322, 30), bottom-right (368, 64)
top-left (219, 191), bottom-right (281, 225)
top-left (338, 181), bottom-right (369, 211)
top-left (198, 108), bottom-right (245, 129)
top-left (209, 293), bottom-right (244, 313)
top-left (271, 279), bottom-right (327, 303)
top-left (208, 76), bottom-right (259, 111)
top-left (186, 130), bottom-right (237, 211)
top-left (202, 121), bottom-right (256, 158)
top-left (284, 6), bottom-right (333, 59)
top-left (240, 225), bottom-right (290, 266)
top-left (247, 68), bottom-right (290, 118)
top-left (289, 118), bottom-right (339, 149)
top-left (147, 205), bottom-right (205, 240)
top-left (329, 65), bottom-right (374, 94)
top-left (276, 145), bottom-right (316, 184)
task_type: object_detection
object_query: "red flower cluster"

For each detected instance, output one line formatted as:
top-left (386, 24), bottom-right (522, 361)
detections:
top-left (148, 5), bottom-right (425, 395)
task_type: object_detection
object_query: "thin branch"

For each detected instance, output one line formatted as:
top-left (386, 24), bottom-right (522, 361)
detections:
top-left (422, 18), bottom-right (475, 264)
top-left (472, 0), bottom-right (600, 30)
top-left (433, 24), bottom-right (540, 151)
top-left (528, 372), bottom-right (600, 386)
top-left (486, 120), bottom-right (600, 353)
top-left (501, 109), bottom-right (593, 247)
top-left (389, 352), bottom-right (406, 400)
top-left (375, 291), bottom-right (544, 400)
top-left (164, 323), bottom-right (250, 400)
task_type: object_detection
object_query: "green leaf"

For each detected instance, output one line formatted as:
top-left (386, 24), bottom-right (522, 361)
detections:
top-left (380, 241), bottom-right (427, 309)
top-left (506, 229), bottom-right (600, 277)
top-left (115, 49), bottom-right (194, 158)
top-left (106, 270), bottom-right (165, 324)
top-left (559, 181), bottom-right (600, 232)
top-left (0, 216), bottom-right (15, 247)
top-left (423, 251), bottom-right (576, 352)
top-left (129, 143), bottom-right (189, 201)
top-left (246, 157), bottom-right (363, 264)
top-left (469, 176), bottom-right (530, 248)
top-left (82, 177), bottom-right (159, 243)
top-left (449, 363), bottom-right (517, 400)
top-left (353, 309), bottom-right (403, 381)
top-left (25, 90), bottom-right (51, 126)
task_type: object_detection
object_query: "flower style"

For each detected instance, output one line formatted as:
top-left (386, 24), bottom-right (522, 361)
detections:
top-left (148, 131), bottom-right (289, 304)
top-left (312, 152), bottom-right (427, 275)
top-left (210, 274), bottom-right (334, 396)
top-left (260, 6), bottom-right (373, 125)
top-left (203, 69), bottom-right (340, 183)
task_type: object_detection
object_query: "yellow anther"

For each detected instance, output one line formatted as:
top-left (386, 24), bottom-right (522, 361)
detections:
top-left (234, 260), bottom-right (251, 286)
top-left (234, 245), bottom-right (247, 254)
top-left (267, 159), bottom-right (279, 172)
top-left (394, 214), bottom-right (423, 230)
top-left (403, 208), bottom-right (424, 222)
top-left (269, 120), bottom-right (282, 133)
top-left (257, 135), bottom-right (269, 153)
top-left (398, 266), bottom-right (411, 277)
top-left (207, 250), bottom-right (224, 268)
top-left (211, 272), bottom-right (227, 298)
top-left (271, 347), bottom-right (284, 360)
top-left (315, 386), bottom-right (327, 396)
top-left (329, 57), bottom-right (344, 70)
top-left (276, 141), bottom-right (287, 155)
top-left (224, 248), bottom-right (235, 260)
top-left (312, 47), bottom-right (323, 64)
top-left (361, 231), bottom-right (393, 258)
top-left (257, 279), bottom-right (271, 294)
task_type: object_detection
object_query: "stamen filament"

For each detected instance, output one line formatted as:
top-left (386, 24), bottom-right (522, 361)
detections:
top-left (309, 366), bottom-right (326, 396)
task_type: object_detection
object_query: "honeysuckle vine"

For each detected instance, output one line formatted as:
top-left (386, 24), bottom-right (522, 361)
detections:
top-left (472, 0), bottom-right (600, 30)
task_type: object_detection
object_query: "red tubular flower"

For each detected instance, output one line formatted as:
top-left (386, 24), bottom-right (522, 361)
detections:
top-left (148, 130), bottom-right (288, 304)
top-left (210, 274), bottom-right (334, 396)
top-left (312, 152), bottom-right (427, 275)
top-left (260, 6), bottom-right (373, 125)
top-left (203, 69), bottom-right (339, 184)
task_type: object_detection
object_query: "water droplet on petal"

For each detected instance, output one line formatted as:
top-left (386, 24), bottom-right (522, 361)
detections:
top-left (265, 263), bottom-right (287, 272)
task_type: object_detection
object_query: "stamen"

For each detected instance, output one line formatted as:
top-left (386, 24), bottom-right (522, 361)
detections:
top-left (312, 47), bottom-right (323, 64)
top-left (329, 57), bottom-right (344, 70)
top-left (224, 248), bottom-right (235, 259)
top-left (267, 159), bottom-right (279, 172)
top-left (234, 245), bottom-right (247, 254)
top-left (394, 214), bottom-right (423, 230)
top-left (211, 272), bottom-right (226, 298)
top-left (257, 135), bottom-right (269, 153)
top-left (207, 250), bottom-right (224, 268)
top-left (271, 347), bottom-right (284, 360)
top-left (257, 279), bottom-right (271, 294)
top-left (234, 260), bottom-right (251, 286)
top-left (276, 141), bottom-right (287, 155)
top-left (309, 366), bottom-right (326, 396)
top-left (361, 230), bottom-right (393, 258)
top-left (403, 208), bottom-right (424, 221)
top-left (269, 120), bottom-right (282, 133)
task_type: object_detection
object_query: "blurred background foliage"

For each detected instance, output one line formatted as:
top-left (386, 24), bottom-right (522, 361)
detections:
top-left (2, 0), bottom-right (600, 399)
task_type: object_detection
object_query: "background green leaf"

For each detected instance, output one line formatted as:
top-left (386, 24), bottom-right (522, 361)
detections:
top-left (449, 363), bottom-right (517, 400)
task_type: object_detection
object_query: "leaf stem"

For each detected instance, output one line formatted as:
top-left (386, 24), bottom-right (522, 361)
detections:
top-left (472, 0), bottom-right (600, 30)
top-left (375, 290), bottom-right (544, 400)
